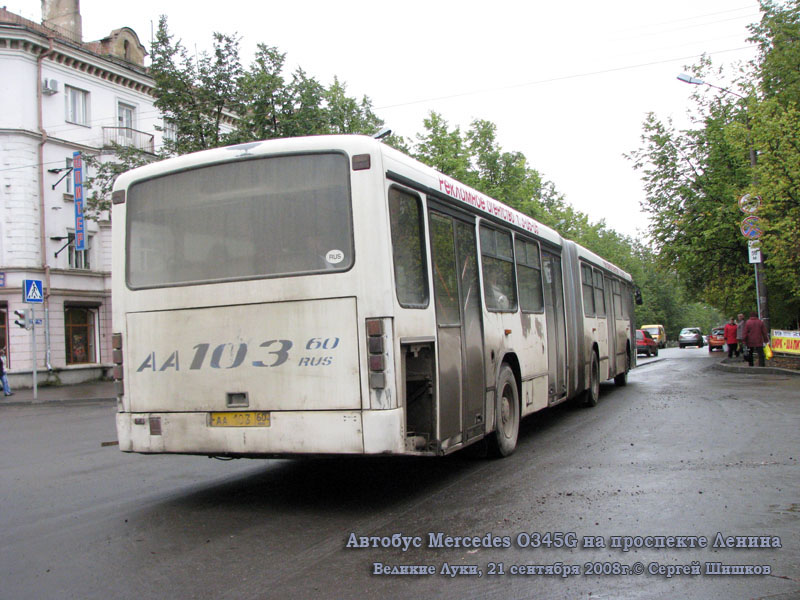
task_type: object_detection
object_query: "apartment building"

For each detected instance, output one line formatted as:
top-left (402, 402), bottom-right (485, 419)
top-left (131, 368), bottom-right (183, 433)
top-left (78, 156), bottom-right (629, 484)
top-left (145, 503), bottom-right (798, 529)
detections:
top-left (0, 1), bottom-right (162, 385)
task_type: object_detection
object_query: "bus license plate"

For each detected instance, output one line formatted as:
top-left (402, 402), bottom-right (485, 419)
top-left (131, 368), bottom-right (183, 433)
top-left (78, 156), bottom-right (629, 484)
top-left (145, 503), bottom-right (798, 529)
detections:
top-left (209, 412), bottom-right (271, 427)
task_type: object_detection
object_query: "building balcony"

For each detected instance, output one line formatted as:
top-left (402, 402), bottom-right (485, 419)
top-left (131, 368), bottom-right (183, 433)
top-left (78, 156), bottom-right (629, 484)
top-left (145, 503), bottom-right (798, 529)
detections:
top-left (102, 127), bottom-right (155, 154)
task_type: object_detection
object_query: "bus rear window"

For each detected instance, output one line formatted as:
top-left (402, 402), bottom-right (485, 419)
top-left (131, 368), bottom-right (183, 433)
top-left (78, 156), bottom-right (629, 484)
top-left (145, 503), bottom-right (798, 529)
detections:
top-left (126, 153), bottom-right (353, 288)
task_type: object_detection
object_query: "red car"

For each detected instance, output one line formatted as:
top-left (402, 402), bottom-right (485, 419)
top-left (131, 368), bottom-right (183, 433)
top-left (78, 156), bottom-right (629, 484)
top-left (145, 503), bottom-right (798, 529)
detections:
top-left (708, 326), bottom-right (726, 352)
top-left (636, 329), bottom-right (659, 357)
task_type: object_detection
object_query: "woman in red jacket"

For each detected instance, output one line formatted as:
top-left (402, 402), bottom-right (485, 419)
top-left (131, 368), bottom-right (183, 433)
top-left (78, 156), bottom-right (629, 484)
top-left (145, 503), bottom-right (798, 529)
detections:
top-left (723, 317), bottom-right (739, 358)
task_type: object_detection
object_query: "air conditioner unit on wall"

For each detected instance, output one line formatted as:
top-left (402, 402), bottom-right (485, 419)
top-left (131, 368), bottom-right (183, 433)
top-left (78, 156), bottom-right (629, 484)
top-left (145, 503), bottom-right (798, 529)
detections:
top-left (42, 78), bottom-right (59, 95)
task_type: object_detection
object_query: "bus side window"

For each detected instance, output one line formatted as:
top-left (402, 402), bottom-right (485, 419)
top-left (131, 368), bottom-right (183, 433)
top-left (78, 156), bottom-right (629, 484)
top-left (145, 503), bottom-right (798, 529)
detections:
top-left (613, 280), bottom-right (623, 318)
top-left (480, 225), bottom-right (517, 312)
top-left (388, 187), bottom-right (429, 308)
top-left (515, 237), bottom-right (544, 312)
top-left (581, 263), bottom-right (595, 316)
top-left (593, 268), bottom-right (606, 316)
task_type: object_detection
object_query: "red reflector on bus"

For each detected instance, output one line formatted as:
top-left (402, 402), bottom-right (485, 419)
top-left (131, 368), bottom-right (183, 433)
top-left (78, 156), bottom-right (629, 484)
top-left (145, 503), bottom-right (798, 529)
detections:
top-left (369, 355), bottom-right (385, 371)
top-left (366, 319), bottom-right (383, 336)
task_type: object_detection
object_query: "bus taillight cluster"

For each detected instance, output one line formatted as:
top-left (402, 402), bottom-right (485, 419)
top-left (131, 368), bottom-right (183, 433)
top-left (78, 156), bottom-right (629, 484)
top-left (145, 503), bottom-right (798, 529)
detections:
top-left (112, 332), bottom-right (124, 398)
top-left (366, 319), bottom-right (385, 389)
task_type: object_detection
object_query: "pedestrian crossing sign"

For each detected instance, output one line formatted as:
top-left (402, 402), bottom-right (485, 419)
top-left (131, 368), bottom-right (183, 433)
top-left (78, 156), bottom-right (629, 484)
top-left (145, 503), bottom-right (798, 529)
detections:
top-left (22, 279), bottom-right (44, 303)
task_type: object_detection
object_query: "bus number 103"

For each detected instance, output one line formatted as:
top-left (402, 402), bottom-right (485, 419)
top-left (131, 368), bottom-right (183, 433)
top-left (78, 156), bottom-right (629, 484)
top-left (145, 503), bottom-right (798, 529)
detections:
top-left (136, 337), bottom-right (341, 372)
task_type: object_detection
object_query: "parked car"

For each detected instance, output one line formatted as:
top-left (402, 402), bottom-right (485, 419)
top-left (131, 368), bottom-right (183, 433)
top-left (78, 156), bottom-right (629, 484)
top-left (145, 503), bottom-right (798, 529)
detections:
top-left (678, 327), bottom-right (704, 348)
top-left (641, 324), bottom-right (667, 348)
top-left (636, 329), bottom-right (659, 357)
top-left (708, 327), bottom-right (726, 352)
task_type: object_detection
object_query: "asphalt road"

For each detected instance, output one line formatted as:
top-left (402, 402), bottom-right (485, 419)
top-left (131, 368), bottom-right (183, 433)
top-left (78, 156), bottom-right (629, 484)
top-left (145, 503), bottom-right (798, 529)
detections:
top-left (1, 347), bottom-right (798, 600)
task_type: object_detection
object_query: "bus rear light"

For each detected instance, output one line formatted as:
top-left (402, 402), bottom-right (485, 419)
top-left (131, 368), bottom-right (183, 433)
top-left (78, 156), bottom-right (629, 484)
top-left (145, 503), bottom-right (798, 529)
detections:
top-left (369, 355), bottom-right (384, 371)
top-left (352, 153), bottom-right (371, 171)
top-left (368, 336), bottom-right (384, 354)
top-left (366, 318), bottom-right (388, 392)
top-left (366, 319), bottom-right (383, 337)
top-left (149, 416), bottom-right (162, 436)
top-left (369, 373), bottom-right (386, 389)
top-left (112, 332), bottom-right (124, 399)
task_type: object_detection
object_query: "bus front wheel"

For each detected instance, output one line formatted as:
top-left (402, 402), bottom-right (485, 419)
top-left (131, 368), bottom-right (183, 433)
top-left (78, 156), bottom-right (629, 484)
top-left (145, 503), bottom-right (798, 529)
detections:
top-left (490, 365), bottom-right (519, 457)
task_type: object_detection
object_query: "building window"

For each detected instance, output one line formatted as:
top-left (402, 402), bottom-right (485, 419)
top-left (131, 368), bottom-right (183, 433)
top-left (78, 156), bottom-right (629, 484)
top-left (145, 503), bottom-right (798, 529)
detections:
top-left (65, 157), bottom-right (73, 194)
top-left (117, 102), bottom-right (136, 145)
top-left (65, 85), bottom-right (89, 125)
top-left (162, 118), bottom-right (177, 143)
top-left (65, 307), bottom-right (97, 364)
top-left (68, 233), bottom-right (90, 270)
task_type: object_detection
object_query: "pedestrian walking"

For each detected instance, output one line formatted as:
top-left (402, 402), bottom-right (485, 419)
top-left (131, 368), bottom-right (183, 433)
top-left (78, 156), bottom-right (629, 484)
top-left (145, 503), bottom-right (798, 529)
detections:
top-left (723, 317), bottom-right (738, 358)
top-left (736, 312), bottom-right (746, 359)
top-left (0, 348), bottom-right (13, 396)
top-left (743, 312), bottom-right (770, 367)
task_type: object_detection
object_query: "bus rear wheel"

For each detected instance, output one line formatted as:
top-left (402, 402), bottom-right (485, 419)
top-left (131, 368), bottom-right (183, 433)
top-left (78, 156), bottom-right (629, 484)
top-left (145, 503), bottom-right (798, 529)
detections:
top-left (614, 349), bottom-right (630, 387)
top-left (490, 365), bottom-right (519, 457)
top-left (584, 351), bottom-right (600, 407)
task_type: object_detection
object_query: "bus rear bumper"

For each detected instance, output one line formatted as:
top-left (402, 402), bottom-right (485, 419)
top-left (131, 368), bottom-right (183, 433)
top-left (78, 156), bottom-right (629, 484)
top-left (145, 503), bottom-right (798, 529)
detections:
top-left (116, 408), bottom-right (405, 456)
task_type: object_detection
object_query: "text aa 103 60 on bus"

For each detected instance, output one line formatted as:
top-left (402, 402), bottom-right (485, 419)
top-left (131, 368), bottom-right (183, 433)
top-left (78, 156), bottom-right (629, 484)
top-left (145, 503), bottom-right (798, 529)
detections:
top-left (111, 135), bottom-right (640, 459)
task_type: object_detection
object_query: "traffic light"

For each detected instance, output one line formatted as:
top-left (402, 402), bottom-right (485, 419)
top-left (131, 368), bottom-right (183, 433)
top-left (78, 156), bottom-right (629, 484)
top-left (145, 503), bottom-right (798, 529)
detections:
top-left (14, 309), bottom-right (31, 330)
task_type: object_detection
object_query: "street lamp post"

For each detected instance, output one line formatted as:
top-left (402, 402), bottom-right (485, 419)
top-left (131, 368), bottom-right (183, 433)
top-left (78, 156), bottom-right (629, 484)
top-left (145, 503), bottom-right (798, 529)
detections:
top-left (677, 73), bottom-right (769, 328)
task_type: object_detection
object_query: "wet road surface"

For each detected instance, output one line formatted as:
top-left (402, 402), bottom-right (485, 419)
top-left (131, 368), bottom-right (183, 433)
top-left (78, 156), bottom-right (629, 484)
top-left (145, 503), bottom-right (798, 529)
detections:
top-left (1, 347), bottom-right (798, 599)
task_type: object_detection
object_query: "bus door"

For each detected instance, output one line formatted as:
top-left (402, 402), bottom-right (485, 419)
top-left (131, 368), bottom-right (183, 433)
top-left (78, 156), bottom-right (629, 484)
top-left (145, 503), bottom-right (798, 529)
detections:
top-left (542, 252), bottom-right (567, 403)
top-left (428, 210), bottom-right (485, 448)
top-left (605, 275), bottom-right (617, 374)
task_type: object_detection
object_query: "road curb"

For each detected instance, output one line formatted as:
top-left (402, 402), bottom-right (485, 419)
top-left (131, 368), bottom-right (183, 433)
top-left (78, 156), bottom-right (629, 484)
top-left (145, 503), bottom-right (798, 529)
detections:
top-left (635, 357), bottom-right (666, 368)
top-left (713, 361), bottom-right (800, 377)
top-left (1, 396), bottom-right (117, 407)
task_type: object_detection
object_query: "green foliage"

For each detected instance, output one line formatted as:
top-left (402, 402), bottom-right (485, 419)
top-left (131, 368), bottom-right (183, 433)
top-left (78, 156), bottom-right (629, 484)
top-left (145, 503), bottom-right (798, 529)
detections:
top-left (150, 17), bottom-right (242, 154)
top-left (83, 143), bottom-right (155, 221)
top-left (630, 2), bottom-right (800, 329)
top-left (412, 111), bottom-right (685, 330)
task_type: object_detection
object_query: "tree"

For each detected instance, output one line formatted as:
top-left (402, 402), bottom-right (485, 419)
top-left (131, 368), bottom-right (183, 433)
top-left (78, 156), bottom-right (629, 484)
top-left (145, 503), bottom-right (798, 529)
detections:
top-left (150, 16), bottom-right (242, 154)
top-left (85, 16), bottom-right (399, 216)
top-left (630, 2), bottom-right (800, 327)
top-left (83, 143), bottom-right (155, 220)
top-left (413, 112), bottom-right (471, 182)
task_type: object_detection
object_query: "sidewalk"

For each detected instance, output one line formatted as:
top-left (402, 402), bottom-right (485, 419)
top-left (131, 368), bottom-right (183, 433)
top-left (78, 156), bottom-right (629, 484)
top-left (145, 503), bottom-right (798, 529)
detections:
top-left (2, 379), bottom-right (117, 405)
top-left (714, 356), bottom-right (800, 377)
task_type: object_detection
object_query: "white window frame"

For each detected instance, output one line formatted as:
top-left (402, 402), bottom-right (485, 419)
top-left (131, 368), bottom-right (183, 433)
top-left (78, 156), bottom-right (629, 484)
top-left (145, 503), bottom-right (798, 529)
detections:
top-left (117, 101), bottom-right (136, 143)
top-left (68, 233), bottom-right (91, 270)
top-left (65, 85), bottom-right (90, 126)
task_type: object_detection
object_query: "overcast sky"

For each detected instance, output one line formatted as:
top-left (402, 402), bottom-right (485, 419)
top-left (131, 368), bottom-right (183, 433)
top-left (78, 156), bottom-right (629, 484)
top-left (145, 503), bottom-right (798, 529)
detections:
top-left (11, 0), bottom-right (762, 238)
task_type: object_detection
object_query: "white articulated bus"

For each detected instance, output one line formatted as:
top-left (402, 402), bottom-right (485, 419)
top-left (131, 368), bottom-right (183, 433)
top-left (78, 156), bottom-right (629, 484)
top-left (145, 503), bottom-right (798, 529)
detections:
top-left (112, 135), bottom-right (637, 458)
